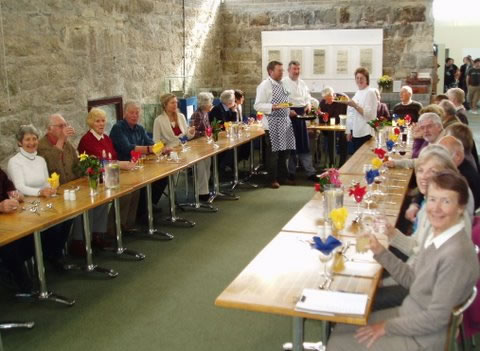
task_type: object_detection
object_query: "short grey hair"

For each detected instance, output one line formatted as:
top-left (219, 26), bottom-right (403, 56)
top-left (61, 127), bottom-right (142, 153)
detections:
top-left (400, 86), bottom-right (413, 95)
top-left (220, 90), bottom-right (235, 105)
top-left (321, 86), bottom-right (335, 98)
top-left (197, 92), bottom-right (214, 109)
top-left (16, 124), bottom-right (40, 143)
top-left (123, 101), bottom-right (140, 116)
top-left (438, 100), bottom-right (456, 117)
top-left (418, 112), bottom-right (443, 127)
top-left (446, 88), bottom-right (465, 104)
top-left (415, 144), bottom-right (457, 173)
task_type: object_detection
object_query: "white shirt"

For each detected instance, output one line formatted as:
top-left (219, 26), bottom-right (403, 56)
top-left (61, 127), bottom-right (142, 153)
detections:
top-left (90, 129), bottom-right (104, 141)
top-left (254, 76), bottom-right (283, 130)
top-left (282, 76), bottom-right (319, 108)
top-left (7, 148), bottom-right (50, 196)
top-left (346, 87), bottom-right (378, 137)
top-left (424, 222), bottom-right (464, 249)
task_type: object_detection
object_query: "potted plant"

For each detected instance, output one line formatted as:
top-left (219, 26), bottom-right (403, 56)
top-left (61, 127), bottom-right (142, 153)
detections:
top-left (377, 74), bottom-right (393, 93)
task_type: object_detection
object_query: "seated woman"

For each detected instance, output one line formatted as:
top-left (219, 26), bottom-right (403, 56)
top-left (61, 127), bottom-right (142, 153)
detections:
top-left (77, 108), bottom-right (139, 236)
top-left (328, 170), bottom-right (479, 351)
top-left (319, 86), bottom-right (348, 166)
top-left (153, 93), bottom-right (195, 147)
top-left (7, 124), bottom-right (70, 270)
top-left (374, 145), bottom-right (473, 310)
top-left (189, 92), bottom-right (214, 201)
top-left (374, 88), bottom-right (391, 120)
top-left (0, 168), bottom-right (33, 293)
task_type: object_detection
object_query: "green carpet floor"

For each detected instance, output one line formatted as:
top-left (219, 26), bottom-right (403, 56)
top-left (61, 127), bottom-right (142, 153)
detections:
top-left (1, 178), bottom-right (330, 351)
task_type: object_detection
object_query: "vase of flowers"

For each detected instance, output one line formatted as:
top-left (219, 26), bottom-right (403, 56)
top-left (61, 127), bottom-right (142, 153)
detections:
top-left (377, 75), bottom-right (393, 93)
top-left (211, 118), bottom-right (222, 143)
top-left (316, 168), bottom-right (342, 192)
top-left (77, 152), bottom-right (103, 197)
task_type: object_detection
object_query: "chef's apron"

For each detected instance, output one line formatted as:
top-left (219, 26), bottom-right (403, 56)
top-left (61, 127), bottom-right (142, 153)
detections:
top-left (266, 81), bottom-right (296, 152)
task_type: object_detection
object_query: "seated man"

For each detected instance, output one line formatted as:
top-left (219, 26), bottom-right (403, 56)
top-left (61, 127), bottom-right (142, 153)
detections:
top-left (110, 102), bottom-right (168, 224)
top-left (447, 87), bottom-right (469, 124)
top-left (392, 85), bottom-right (423, 122)
top-left (208, 90), bottom-right (237, 123)
top-left (0, 169), bottom-right (33, 293)
top-left (38, 114), bottom-right (109, 252)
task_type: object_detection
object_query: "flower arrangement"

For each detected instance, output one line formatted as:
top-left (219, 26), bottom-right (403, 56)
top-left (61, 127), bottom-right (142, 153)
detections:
top-left (317, 168), bottom-right (342, 191)
top-left (377, 75), bottom-right (393, 90)
top-left (211, 118), bottom-right (223, 141)
top-left (368, 117), bottom-right (391, 131)
top-left (77, 152), bottom-right (103, 179)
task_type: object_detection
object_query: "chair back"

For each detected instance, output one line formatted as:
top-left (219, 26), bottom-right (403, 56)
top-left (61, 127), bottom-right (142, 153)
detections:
top-left (445, 286), bottom-right (477, 351)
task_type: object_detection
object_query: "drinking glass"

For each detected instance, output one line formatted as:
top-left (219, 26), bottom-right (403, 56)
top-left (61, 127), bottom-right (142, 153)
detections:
top-left (180, 135), bottom-right (189, 152)
top-left (318, 251), bottom-right (334, 280)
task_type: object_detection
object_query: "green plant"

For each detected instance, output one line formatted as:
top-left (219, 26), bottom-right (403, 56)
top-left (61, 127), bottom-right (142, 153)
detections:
top-left (76, 152), bottom-right (103, 180)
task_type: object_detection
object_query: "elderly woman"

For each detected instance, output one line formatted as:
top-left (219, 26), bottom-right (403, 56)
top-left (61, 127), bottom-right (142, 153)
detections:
top-left (374, 89), bottom-right (391, 120)
top-left (189, 92), bottom-right (214, 200)
top-left (328, 169), bottom-right (478, 351)
top-left (7, 125), bottom-right (70, 270)
top-left (209, 89), bottom-right (237, 123)
top-left (153, 93), bottom-right (195, 148)
top-left (376, 145), bottom-right (474, 309)
top-left (437, 100), bottom-right (461, 129)
top-left (77, 108), bottom-right (139, 238)
top-left (344, 67), bottom-right (378, 153)
top-left (318, 86), bottom-right (348, 166)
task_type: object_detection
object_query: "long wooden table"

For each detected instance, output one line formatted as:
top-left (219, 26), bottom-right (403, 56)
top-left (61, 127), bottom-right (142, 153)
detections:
top-left (215, 138), bottom-right (413, 351)
top-left (0, 128), bottom-right (265, 307)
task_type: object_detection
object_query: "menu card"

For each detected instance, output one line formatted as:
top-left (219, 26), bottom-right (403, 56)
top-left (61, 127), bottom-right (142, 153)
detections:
top-left (295, 288), bottom-right (368, 315)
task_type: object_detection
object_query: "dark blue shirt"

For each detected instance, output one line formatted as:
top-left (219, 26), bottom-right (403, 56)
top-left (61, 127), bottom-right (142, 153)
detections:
top-left (109, 120), bottom-right (153, 161)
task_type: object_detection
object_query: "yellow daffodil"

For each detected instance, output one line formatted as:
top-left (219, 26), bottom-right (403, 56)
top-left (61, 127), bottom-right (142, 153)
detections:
top-left (329, 207), bottom-right (348, 231)
top-left (152, 141), bottom-right (164, 155)
top-left (48, 172), bottom-right (60, 189)
top-left (79, 152), bottom-right (89, 162)
top-left (371, 157), bottom-right (383, 170)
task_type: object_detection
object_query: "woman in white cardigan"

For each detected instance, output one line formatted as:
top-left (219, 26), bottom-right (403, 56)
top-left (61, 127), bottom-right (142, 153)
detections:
top-left (154, 93), bottom-right (212, 201)
top-left (153, 93), bottom-right (195, 148)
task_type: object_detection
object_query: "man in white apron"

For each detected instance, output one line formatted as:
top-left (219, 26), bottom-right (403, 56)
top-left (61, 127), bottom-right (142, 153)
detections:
top-left (254, 61), bottom-right (296, 189)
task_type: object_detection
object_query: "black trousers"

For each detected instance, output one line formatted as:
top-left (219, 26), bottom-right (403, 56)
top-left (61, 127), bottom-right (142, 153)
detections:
top-left (264, 130), bottom-right (290, 182)
top-left (352, 135), bottom-right (371, 154)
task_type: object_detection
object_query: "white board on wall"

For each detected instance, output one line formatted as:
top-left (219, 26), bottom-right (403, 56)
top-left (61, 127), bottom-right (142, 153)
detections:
top-left (262, 29), bottom-right (383, 93)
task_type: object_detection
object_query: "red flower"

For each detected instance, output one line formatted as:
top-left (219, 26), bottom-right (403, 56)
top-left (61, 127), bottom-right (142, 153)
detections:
top-left (86, 167), bottom-right (94, 175)
top-left (374, 121), bottom-right (380, 128)
top-left (374, 148), bottom-right (387, 159)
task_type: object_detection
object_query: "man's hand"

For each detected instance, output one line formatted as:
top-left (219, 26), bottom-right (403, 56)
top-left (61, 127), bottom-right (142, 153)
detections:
top-left (0, 199), bottom-right (19, 213)
top-left (39, 187), bottom-right (56, 197)
top-left (346, 134), bottom-right (352, 142)
top-left (355, 322), bottom-right (386, 348)
top-left (412, 123), bottom-right (423, 139)
top-left (368, 233), bottom-right (386, 255)
top-left (63, 125), bottom-right (75, 138)
top-left (289, 110), bottom-right (297, 118)
top-left (383, 160), bottom-right (396, 168)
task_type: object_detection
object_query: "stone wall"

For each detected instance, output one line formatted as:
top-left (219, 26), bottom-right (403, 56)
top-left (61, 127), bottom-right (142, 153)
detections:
top-left (0, 0), bottom-right (222, 167)
top-left (221, 0), bottom-right (434, 111)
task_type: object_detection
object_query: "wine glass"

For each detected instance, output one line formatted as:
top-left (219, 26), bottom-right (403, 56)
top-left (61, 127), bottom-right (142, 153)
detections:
top-left (180, 135), bottom-right (189, 152)
top-left (318, 251), bottom-right (334, 281)
top-left (206, 126), bottom-right (213, 144)
top-left (256, 112), bottom-right (264, 125)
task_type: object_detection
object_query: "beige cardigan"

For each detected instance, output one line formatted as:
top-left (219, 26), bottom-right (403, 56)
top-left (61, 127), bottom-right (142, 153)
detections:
top-left (152, 112), bottom-right (194, 148)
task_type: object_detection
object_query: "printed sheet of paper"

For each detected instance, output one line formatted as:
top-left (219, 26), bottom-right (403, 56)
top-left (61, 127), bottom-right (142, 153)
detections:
top-left (268, 49), bottom-right (281, 63)
top-left (313, 49), bottom-right (326, 75)
top-left (290, 49), bottom-right (303, 65)
top-left (336, 49), bottom-right (348, 74)
top-left (360, 48), bottom-right (373, 73)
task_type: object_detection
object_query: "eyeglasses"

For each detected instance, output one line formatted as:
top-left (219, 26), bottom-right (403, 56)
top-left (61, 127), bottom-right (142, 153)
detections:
top-left (51, 123), bottom-right (68, 128)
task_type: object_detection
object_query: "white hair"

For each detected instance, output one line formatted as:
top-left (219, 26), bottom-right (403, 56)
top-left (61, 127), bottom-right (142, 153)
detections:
top-left (220, 90), bottom-right (235, 105)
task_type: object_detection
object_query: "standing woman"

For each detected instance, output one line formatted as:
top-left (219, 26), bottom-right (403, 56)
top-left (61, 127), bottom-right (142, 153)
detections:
top-left (344, 67), bottom-right (378, 153)
top-left (153, 93), bottom-right (195, 147)
top-left (189, 92), bottom-right (214, 201)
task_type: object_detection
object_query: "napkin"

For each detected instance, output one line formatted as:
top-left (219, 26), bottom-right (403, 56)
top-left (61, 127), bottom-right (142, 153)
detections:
top-left (374, 148), bottom-right (386, 159)
top-left (48, 172), bottom-right (60, 189)
top-left (371, 157), bottom-right (382, 170)
top-left (386, 139), bottom-right (395, 151)
top-left (330, 207), bottom-right (348, 231)
top-left (130, 151), bottom-right (142, 162)
top-left (365, 169), bottom-right (379, 184)
top-left (349, 184), bottom-right (367, 203)
top-left (312, 235), bottom-right (342, 255)
top-left (152, 141), bottom-right (164, 154)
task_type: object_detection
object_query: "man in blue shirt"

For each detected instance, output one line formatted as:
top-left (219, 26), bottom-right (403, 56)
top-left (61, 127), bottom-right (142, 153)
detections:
top-left (110, 102), bottom-right (168, 227)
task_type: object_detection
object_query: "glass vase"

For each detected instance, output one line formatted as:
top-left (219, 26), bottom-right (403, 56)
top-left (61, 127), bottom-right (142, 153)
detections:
top-left (88, 175), bottom-right (99, 196)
